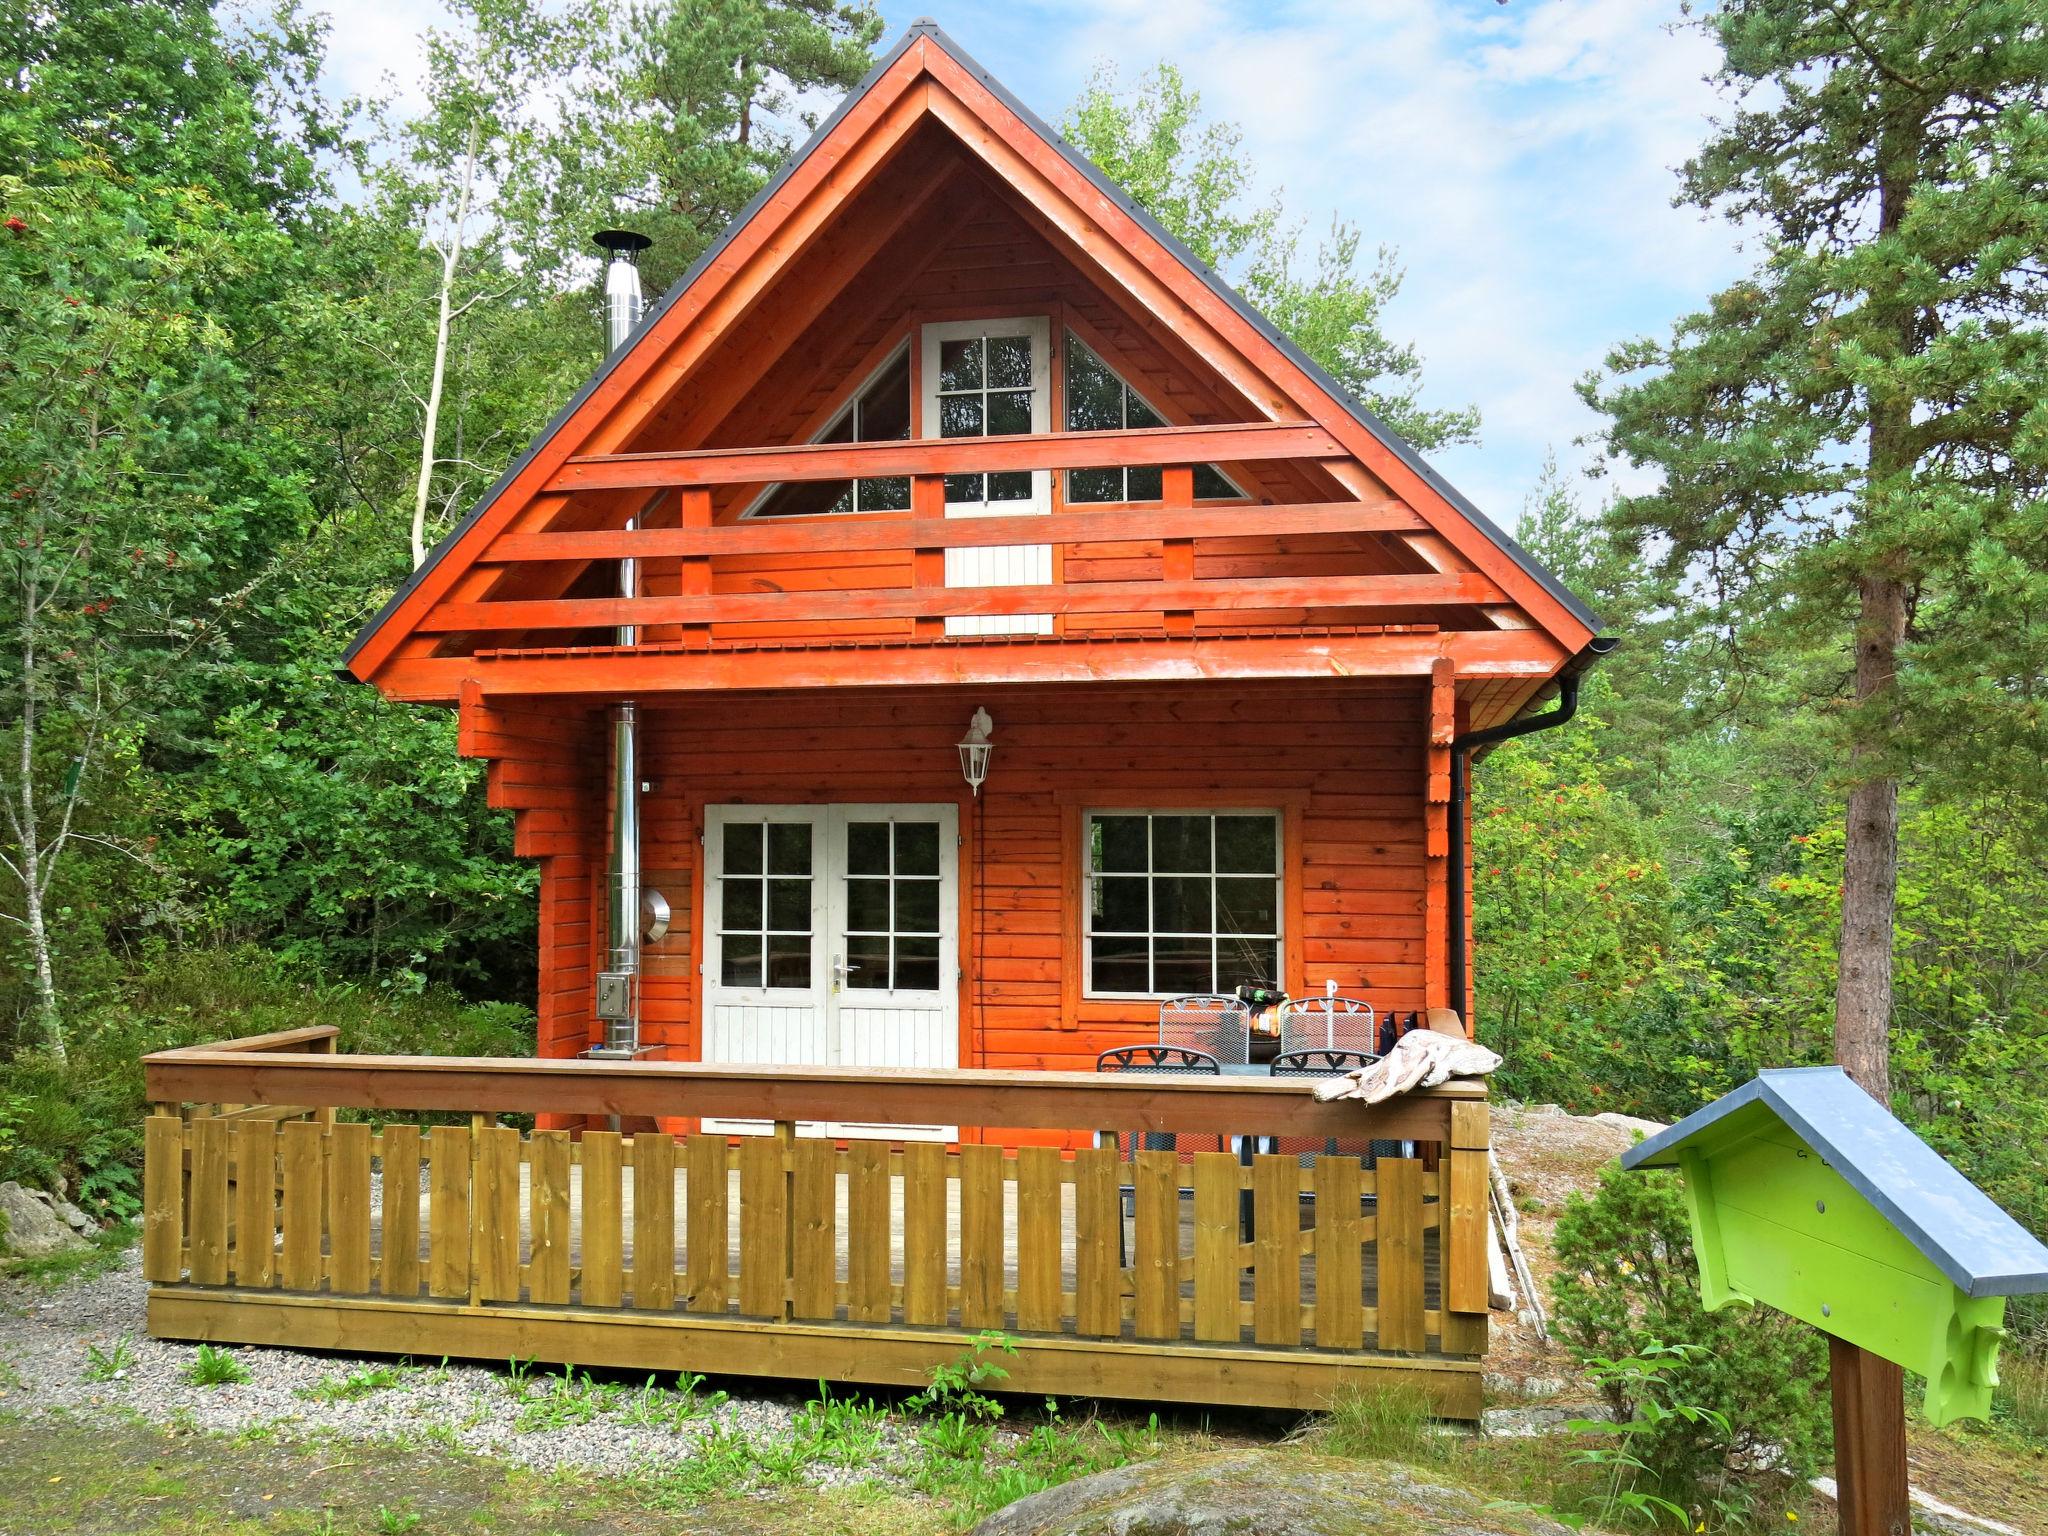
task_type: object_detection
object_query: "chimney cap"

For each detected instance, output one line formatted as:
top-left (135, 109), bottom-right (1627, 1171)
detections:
top-left (594, 228), bottom-right (653, 261)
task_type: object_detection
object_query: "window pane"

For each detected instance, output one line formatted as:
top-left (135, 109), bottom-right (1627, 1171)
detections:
top-left (722, 877), bottom-right (763, 930)
top-left (987, 334), bottom-right (1033, 389)
top-left (755, 478), bottom-right (855, 518)
top-left (1064, 340), bottom-right (1122, 432)
top-left (846, 821), bottom-right (889, 876)
top-left (856, 475), bottom-right (910, 511)
top-left (1216, 877), bottom-right (1277, 934)
top-left (768, 878), bottom-right (810, 932)
top-left (768, 822), bottom-right (812, 875)
top-left (845, 877), bottom-right (890, 933)
top-left (1192, 464), bottom-right (1239, 500)
top-left (988, 471), bottom-right (1032, 502)
top-left (985, 389), bottom-right (1032, 436)
top-left (1151, 816), bottom-right (1212, 872)
top-left (1090, 935), bottom-right (1148, 994)
top-left (1152, 875), bottom-right (1212, 933)
top-left (1067, 467), bottom-right (1121, 503)
top-left (1216, 815), bottom-right (1277, 873)
top-left (1153, 937), bottom-right (1214, 995)
top-left (858, 352), bottom-right (911, 440)
top-left (1125, 392), bottom-right (1165, 431)
top-left (1218, 937), bottom-right (1277, 991)
top-left (895, 821), bottom-right (940, 875)
top-left (1093, 875), bottom-right (1148, 932)
top-left (720, 934), bottom-right (762, 989)
top-left (895, 935), bottom-right (940, 991)
top-left (1093, 816), bottom-right (1147, 872)
top-left (766, 934), bottom-right (811, 989)
top-left (939, 337), bottom-right (982, 392)
top-left (939, 395), bottom-right (983, 438)
top-left (1127, 466), bottom-right (1163, 502)
top-left (895, 879), bottom-right (940, 934)
top-left (846, 932), bottom-right (889, 989)
top-left (723, 824), bottom-right (763, 874)
top-left (944, 472), bottom-right (984, 503)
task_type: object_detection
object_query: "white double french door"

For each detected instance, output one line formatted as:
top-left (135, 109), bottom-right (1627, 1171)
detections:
top-left (702, 804), bottom-right (959, 1138)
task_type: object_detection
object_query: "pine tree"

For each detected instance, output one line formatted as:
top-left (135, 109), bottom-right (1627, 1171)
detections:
top-left (1582, 1), bottom-right (2048, 1100)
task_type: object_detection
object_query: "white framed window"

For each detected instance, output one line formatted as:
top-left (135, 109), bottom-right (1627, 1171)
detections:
top-left (745, 342), bottom-right (911, 519)
top-left (1083, 810), bottom-right (1282, 997)
top-left (920, 315), bottom-right (1051, 513)
top-left (1063, 333), bottom-right (1244, 504)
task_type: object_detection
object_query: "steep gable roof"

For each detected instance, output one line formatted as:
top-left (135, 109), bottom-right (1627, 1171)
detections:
top-left (343, 19), bottom-right (1601, 683)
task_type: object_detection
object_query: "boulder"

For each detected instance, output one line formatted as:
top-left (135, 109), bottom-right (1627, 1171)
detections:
top-left (970, 1449), bottom-right (1572, 1536)
top-left (0, 1180), bottom-right (90, 1258)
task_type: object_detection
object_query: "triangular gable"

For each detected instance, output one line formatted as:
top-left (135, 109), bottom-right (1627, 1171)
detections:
top-left (343, 20), bottom-right (1600, 685)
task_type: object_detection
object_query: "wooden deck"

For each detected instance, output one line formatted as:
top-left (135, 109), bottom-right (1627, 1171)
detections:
top-left (141, 1028), bottom-right (1491, 1417)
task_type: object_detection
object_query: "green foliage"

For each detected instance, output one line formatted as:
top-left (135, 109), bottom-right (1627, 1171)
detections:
top-left (1061, 63), bottom-right (1477, 451)
top-left (300, 1364), bottom-right (408, 1404)
top-left (83, 1336), bottom-right (136, 1383)
top-left (185, 1343), bottom-right (251, 1387)
top-left (1550, 1164), bottom-right (1831, 1490)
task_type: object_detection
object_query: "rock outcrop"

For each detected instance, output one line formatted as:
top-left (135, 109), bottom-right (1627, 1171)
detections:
top-left (970, 1449), bottom-right (1573, 1536)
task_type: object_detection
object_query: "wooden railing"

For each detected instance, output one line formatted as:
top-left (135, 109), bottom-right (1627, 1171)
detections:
top-left (141, 1030), bottom-right (1493, 1415)
top-left (428, 422), bottom-right (1506, 639)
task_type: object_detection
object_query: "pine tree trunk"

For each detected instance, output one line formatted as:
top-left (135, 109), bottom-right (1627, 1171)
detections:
top-left (1834, 573), bottom-right (1906, 1102)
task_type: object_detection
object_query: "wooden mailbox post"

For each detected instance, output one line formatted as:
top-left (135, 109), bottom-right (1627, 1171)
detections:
top-left (1621, 1067), bottom-right (2048, 1536)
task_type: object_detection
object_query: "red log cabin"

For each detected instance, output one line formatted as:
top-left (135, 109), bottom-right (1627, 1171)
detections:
top-left (342, 21), bottom-right (1608, 1139)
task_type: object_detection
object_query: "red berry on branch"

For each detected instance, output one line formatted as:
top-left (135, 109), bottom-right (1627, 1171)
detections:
top-left (3, 217), bottom-right (25, 234)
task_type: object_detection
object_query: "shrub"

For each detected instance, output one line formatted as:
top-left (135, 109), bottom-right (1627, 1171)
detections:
top-left (1550, 1161), bottom-right (1830, 1493)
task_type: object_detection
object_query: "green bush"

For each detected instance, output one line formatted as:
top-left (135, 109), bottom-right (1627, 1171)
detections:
top-left (1550, 1161), bottom-right (1831, 1495)
top-left (0, 947), bottom-right (532, 1210)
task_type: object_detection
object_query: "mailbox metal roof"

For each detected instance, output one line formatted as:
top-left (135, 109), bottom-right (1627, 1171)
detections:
top-left (1622, 1066), bottom-right (2048, 1299)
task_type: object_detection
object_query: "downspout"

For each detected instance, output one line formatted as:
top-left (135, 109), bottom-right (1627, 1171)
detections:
top-left (1447, 637), bottom-right (1617, 1030)
top-left (591, 230), bottom-right (655, 1060)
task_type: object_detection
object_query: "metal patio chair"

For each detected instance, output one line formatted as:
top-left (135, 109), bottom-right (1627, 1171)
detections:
top-left (1267, 1047), bottom-right (1402, 1171)
top-left (1094, 1043), bottom-right (1251, 1258)
top-left (1278, 994), bottom-right (1377, 1057)
top-left (1158, 993), bottom-right (1252, 1066)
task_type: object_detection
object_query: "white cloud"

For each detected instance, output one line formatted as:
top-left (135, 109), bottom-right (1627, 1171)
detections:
top-left (312, 0), bottom-right (1742, 533)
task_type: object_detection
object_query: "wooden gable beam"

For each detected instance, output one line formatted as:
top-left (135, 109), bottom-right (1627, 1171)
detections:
top-left (349, 48), bottom-right (942, 682)
top-left (913, 51), bottom-right (1594, 652)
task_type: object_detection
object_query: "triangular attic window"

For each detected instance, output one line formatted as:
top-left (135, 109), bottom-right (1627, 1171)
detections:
top-left (1063, 333), bottom-right (1243, 503)
top-left (749, 343), bottom-right (912, 518)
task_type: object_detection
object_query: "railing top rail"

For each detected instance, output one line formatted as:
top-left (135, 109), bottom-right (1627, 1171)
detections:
top-left (159, 1024), bottom-right (341, 1056)
top-left (142, 1046), bottom-right (1479, 1140)
top-left (549, 421), bottom-right (1344, 492)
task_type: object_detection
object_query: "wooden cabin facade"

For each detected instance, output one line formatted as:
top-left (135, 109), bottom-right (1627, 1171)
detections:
top-left (342, 22), bottom-right (1605, 1124)
top-left (141, 23), bottom-right (1606, 1417)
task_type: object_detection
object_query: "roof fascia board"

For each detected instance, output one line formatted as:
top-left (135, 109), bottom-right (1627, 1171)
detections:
top-left (344, 20), bottom-right (1601, 682)
top-left (340, 33), bottom-right (935, 678)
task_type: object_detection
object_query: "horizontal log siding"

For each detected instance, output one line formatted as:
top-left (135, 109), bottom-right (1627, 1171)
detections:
top-left (559, 679), bottom-right (1427, 1088)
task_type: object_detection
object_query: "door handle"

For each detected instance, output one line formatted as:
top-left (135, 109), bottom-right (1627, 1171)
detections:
top-left (833, 957), bottom-right (861, 986)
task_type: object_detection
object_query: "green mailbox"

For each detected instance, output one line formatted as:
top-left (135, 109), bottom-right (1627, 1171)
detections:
top-left (1621, 1067), bottom-right (2048, 1426)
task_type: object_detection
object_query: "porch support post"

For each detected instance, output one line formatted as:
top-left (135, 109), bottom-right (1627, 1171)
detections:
top-left (1423, 658), bottom-right (1455, 1014)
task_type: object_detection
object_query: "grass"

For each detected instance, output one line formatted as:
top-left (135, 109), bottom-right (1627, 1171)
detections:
top-left (4, 1222), bottom-right (139, 1288)
top-left (1993, 1349), bottom-right (2048, 1446)
top-left (84, 1337), bottom-right (137, 1384)
top-left (183, 1344), bottom-right (250, 1388)
top-left (298, 1364), bottom-right (408, 1404)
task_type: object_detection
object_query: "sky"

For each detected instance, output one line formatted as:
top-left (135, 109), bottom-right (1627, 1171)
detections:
top-left (322, 0), bottom-right (1753, 531)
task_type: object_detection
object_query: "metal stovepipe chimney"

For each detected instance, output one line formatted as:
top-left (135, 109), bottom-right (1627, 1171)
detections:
top-left (592, 228), bottom-right (653, 1057)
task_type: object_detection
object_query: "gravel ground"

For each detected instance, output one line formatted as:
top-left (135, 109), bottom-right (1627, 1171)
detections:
top-left (0, 1251), bottom-right (924, 1486)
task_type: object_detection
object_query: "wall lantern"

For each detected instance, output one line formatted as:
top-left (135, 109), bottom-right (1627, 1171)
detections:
top-left (957, 707), bottom-right (994, 795)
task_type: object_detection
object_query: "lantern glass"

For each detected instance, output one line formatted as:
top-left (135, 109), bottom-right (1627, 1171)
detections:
top-left (957, 708), bottom-right (994, 795)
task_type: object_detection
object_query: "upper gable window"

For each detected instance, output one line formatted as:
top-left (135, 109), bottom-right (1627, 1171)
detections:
top-left (1063, 334), bottom-right (1243, 504)
top-left (750, 345), bottom-right (912, 518)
